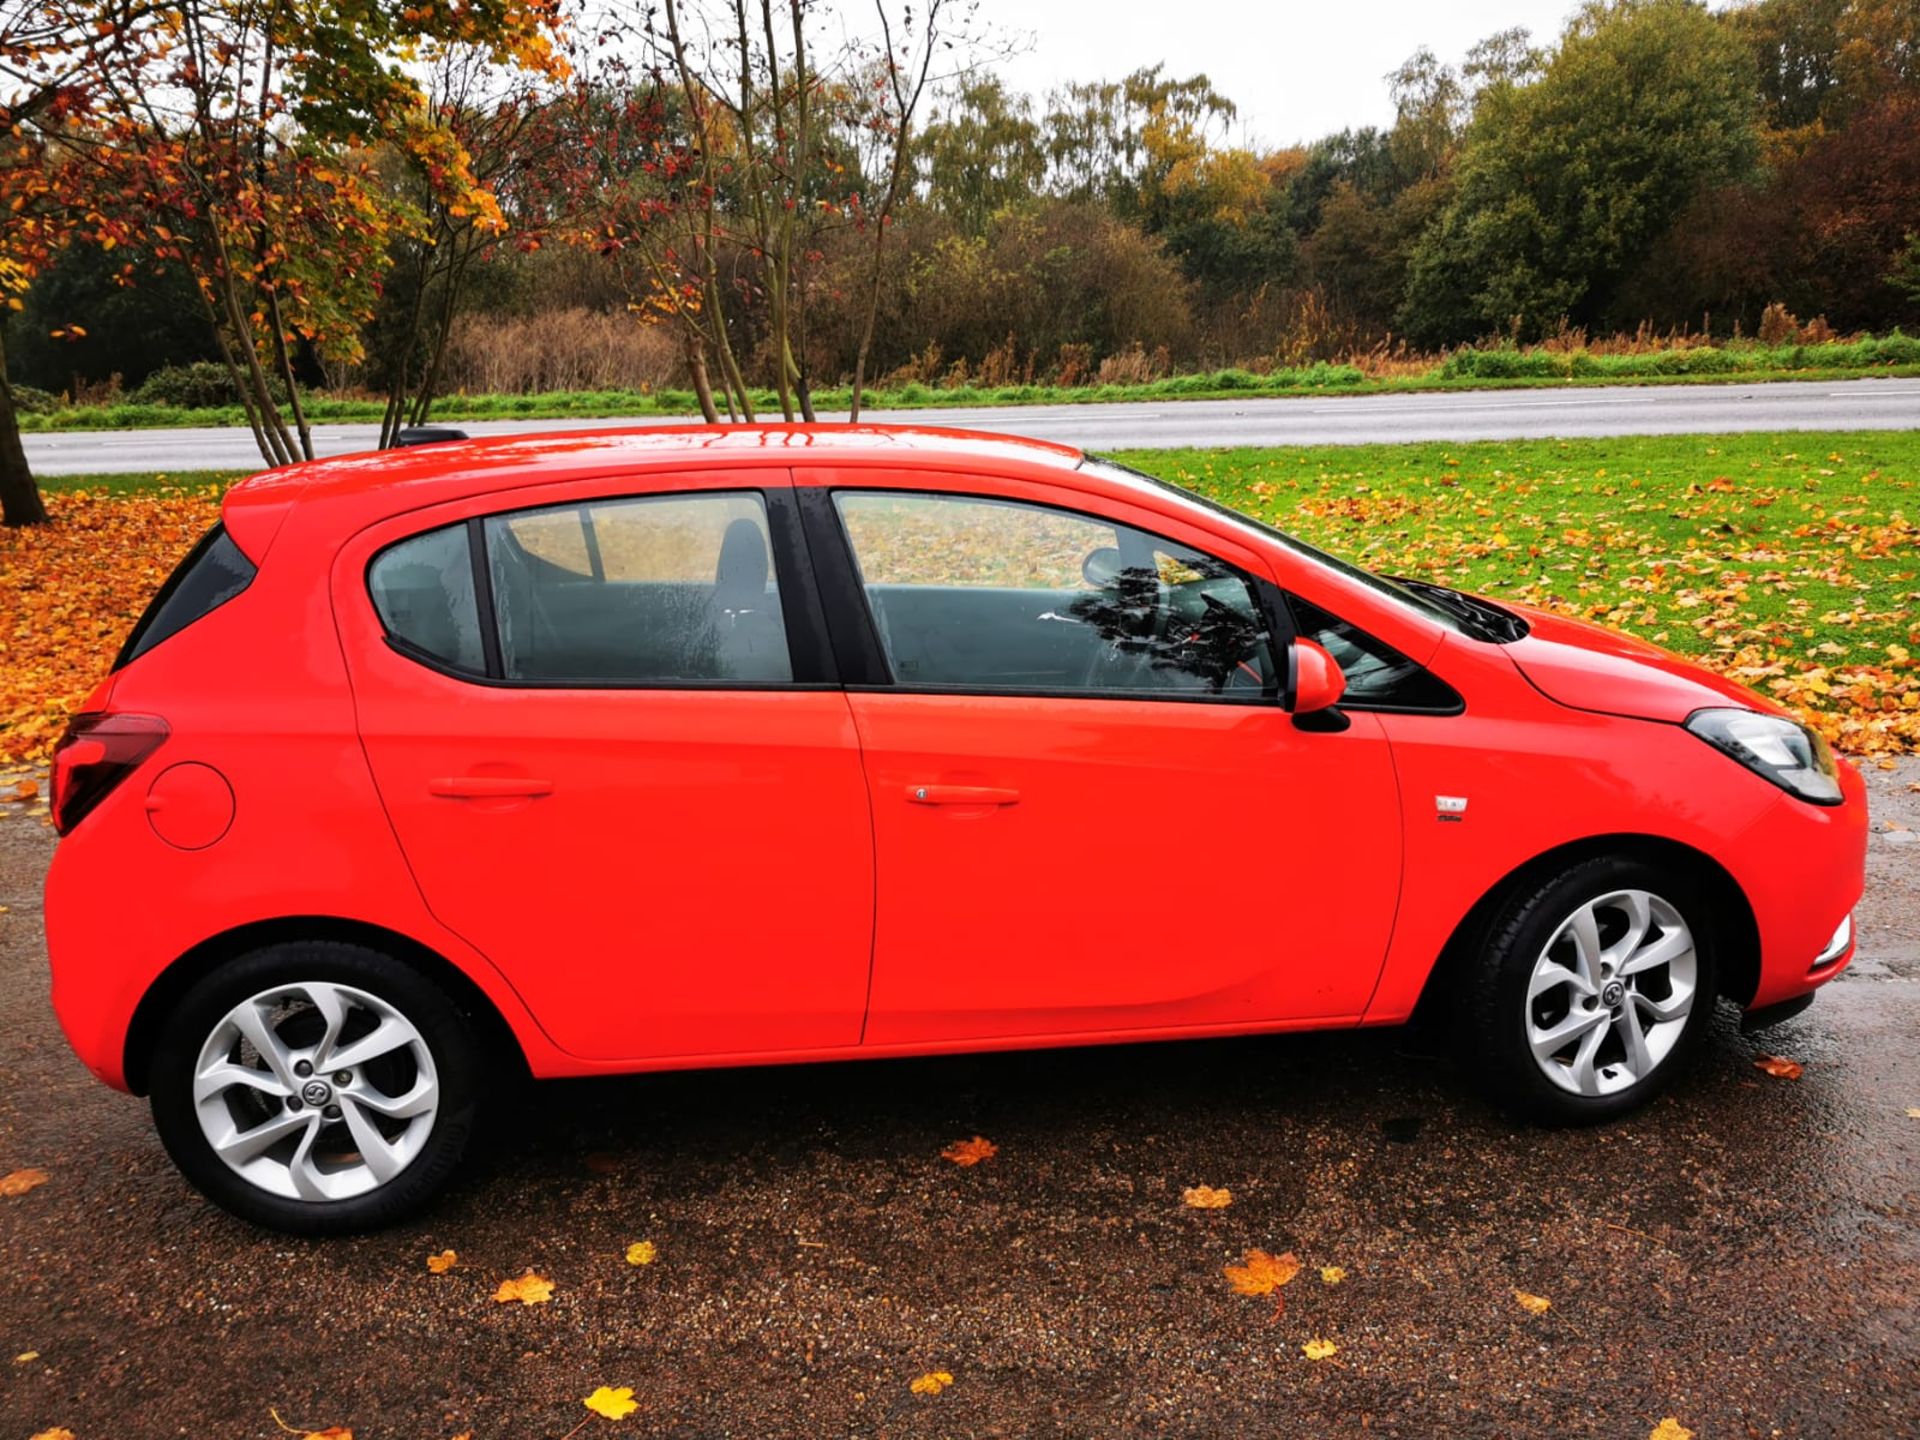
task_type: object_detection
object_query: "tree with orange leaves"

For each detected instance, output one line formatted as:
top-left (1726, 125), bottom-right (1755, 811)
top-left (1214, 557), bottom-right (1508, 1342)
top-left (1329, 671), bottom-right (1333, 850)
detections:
top-left (0, 0), bottom-right (568, 526)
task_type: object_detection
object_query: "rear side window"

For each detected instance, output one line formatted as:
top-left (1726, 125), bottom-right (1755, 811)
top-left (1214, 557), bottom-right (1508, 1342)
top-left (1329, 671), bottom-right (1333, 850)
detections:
top-left (485, 492), bottom-right (791, 683)
top-left (116, 523), bottom-right (256, 669)
top-left (368, 524), bottom-right (486, 674)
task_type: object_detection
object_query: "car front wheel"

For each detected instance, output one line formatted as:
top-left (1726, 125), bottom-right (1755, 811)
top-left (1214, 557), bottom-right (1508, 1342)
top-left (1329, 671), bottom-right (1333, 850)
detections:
top-left (1461, 858), bottom-right (1717, 1124)
top-left (149, 941), bottom-right (479, 1233)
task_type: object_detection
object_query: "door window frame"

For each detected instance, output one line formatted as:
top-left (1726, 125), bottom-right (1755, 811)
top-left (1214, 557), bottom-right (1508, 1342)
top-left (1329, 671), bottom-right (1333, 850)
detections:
top-left (798, 483), bottom-right (1297, 707)
top-left (353, 474), bottom-right (841, 691)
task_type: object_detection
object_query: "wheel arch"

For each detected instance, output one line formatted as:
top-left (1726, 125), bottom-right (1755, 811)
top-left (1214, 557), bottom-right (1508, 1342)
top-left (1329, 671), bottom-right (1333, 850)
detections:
top-left (1408, 832), bottom-right (1762, 1026)
top-left (122, 915), bottom-right (531, 1096)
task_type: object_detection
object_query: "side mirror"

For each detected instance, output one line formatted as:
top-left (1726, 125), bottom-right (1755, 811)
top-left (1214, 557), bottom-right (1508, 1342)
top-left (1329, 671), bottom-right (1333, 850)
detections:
top-left (1082, 546), bottom-right (1124, 588)
top-left (1290, 637), bottom-right (1347, 714)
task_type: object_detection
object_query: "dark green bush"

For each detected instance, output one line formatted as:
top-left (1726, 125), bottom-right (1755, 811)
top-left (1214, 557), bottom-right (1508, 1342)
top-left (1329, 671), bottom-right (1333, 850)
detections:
top-left (6, 383), bottom-right (60, 415)
top-left (128, 362), bottom-right (278, 409)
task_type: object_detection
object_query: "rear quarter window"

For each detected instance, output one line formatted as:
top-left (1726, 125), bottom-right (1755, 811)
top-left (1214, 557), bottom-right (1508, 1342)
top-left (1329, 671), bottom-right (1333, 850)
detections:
top-left (368, 524), bottom-right (486, 674)
top-left (115, 523), bottom-right (257, 669)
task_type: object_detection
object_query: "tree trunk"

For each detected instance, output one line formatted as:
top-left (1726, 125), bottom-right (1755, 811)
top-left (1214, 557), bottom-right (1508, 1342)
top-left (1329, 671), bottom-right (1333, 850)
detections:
top-left (0, 326), bottom-right (48, 527)
top-left (684, 329), bottom-right (721, 424)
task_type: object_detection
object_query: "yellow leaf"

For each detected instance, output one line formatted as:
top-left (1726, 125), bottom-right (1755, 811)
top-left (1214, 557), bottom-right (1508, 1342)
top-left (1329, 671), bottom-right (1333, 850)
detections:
top-left (16, 1351), bottom-right (39, 1362)
top-left (941, 1136), bottom-right (997, 1166)
top-left (625, 1241), bottom-right (656, 1266)
top-left (1223, 1249), bottom-right (1301, 1296)
top-left (909, 1371), bottom-right (954, 1396)
top-left (1, 1168), bottom-right (49, 1197)
top-left (1906, 1107), bottom-right (1920, 1119)
top-left (1754, 1054), bottom-right (1805, 1079)
top-left (426, 1249), bottom-right (457, 1273)
top-left (1649, 1421), bottom-right (1695, 1440)
top-left (1181, 1184), bottom-right (1232, 1209)
top-left (583, 1386), bottom-right (638, 1420)
top-left (1301, 1338), bottom-right (1338, 1361)
top-left (492, 1271), bottom-right (555, 1305)
top-left (1514, 1290), bottom-right (1551, 1315)
top-left (1320, 1266), bottom-right (1347, 1285)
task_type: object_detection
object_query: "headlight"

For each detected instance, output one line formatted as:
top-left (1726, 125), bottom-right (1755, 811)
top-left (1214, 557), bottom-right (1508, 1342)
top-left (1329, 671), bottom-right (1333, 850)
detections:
top-left (1685, 708), bottom-right (1842, 805)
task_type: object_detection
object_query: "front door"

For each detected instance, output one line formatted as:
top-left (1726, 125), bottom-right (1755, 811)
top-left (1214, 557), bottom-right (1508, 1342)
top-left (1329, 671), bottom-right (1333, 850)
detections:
top-left (812, 482), bottom-right (1404, 1046)
top-left (336, 474), bottom-right (874, 1062)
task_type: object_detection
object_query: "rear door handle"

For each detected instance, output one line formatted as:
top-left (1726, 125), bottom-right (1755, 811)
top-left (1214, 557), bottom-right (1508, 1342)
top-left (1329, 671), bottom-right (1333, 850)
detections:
top-left (906, 785), bottom-right (1020, 807)
top-left (429, 776), bottom-right (556, 799)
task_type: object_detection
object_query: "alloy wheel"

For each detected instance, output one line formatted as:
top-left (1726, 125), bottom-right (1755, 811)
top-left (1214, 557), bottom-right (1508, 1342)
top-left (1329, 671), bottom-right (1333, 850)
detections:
top-left (1524, 888), bottom-right (1699, 1098)
top-left (192, 980), bottom-right (440, 1201)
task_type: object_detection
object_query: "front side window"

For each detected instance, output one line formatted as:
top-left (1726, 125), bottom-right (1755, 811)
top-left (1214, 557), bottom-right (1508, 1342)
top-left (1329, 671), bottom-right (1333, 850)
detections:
top-left (367, 523), bottom-right (485, 674)
top-left (485, 492), bottom-right (791, 683)
top-left (835, 491), bottom-right (1275, 696)
top-left (1288, 595), bottom-right (1461, 712)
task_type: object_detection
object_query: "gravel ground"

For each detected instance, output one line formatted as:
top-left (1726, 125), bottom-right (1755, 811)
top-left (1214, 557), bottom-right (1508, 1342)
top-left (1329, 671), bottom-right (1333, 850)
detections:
top-left (1, 760), bottom-right (1915, 1440)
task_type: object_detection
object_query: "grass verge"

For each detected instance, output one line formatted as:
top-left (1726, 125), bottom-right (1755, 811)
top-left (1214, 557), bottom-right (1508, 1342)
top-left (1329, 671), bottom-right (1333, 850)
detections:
top-left (3, 431), bottom-right (1914, 768)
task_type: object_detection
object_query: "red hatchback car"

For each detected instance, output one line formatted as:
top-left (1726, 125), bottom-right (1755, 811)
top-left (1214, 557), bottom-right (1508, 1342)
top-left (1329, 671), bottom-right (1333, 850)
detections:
top-left (46, 426), bottom-right (1866, 1232)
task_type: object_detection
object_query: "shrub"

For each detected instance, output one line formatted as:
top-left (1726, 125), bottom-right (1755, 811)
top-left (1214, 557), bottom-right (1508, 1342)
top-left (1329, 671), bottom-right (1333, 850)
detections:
top-left (6, 383), bottom-right (60, 415)
top-left (1438, 348), bottom-right (1565, 379)
top-left (128, 362), bottom-right (252, 409)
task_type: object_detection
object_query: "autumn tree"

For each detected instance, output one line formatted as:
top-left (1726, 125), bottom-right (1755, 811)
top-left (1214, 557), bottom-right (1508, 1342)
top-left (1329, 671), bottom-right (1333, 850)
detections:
top-left (1400, 0), bottom-right (1760, 344)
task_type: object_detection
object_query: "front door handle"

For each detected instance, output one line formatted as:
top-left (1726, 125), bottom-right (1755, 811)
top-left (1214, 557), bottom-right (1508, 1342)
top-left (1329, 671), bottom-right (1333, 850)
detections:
top-left (906, 784), bottom-right (1020, 807)
top-left (429, 776), bottom-right (556, 799)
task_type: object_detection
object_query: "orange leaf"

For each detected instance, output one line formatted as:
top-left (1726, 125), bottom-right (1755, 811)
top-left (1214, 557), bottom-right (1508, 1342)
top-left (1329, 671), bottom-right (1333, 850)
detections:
top-left (941, 1136), bottom-right (997, 1167)
top-left (1649, 1422), bottom-right (1695, 1440)
top-left (426, 1249), bottom-right (457, 1273)
top-left (9, 779), bottom-right (36, 800)
top-left (1223, 1248), bottom-right (1300, 1296)
top-left (31, 1430), bottom-right (77, 1440)
top-left (1, 1168), bottom-right (49, 1197)
top-left (1182, 1184), bottom-right (1232, 1209)
top-left (1514, 1290), bottom-right (1551, 1315)
top-left (1754, 1055), bottom-right (1805, 1079)
top-left (909, 1370), bottom-right (954, 1395)
top-left (492, 1271), bottom-right (555, 1305)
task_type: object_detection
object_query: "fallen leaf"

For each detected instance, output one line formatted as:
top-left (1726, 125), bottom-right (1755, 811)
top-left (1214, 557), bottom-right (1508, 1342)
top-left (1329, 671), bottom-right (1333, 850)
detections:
top-left (1649, 1421), bottom-right (1695, 1440)
top-left (625, 1241), bottom-right (656, 1266)
top-left (941, 1136), bottom-right (997, 1166)
top-left (1906, 1107), bottom-right (1920, 1119)
top-left (10, 779), bottom-right (37, 800)
top-left (909, 1371), bottom-right (955, 1396)
top-left (1224, 1248), bottom-right (1301, 1296)
top-left (426, 1249), bottom-right (457, 1274)
top-left (1320, 1266), bottom-right (1347, 1285)
top-left (270, 1415), bottom-right (351, 1440)
top-left (1301, 1338), bottom-right (1339, 1361)
top-left (16, 1351), bottom-right (39, 1362)
top-left (1182, 1185), bottom-right (1232, 1209)
top-left (30, 1430), bottom-right (76, 1440)
top-left (583, 1386), bottom-right (638, 1420)
top-left (1, 1168), bottom-right (49, 1197)
top-left (1514, 1290), bottom-right (1552, 1315)
top-left (1754, 1054), bottom-right (1805, 1079)
top-left (492, 1271), bottom-right (555, 1306)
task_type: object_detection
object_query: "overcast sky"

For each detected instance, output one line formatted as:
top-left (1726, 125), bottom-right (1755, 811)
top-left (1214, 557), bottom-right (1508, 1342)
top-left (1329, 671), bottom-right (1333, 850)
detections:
top-left (970, 0), bottom-right (1587, 148)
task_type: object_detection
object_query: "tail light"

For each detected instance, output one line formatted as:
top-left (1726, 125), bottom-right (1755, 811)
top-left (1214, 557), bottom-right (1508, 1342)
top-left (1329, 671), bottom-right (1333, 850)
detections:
top-left (51, 713), bottom-right (170, 835)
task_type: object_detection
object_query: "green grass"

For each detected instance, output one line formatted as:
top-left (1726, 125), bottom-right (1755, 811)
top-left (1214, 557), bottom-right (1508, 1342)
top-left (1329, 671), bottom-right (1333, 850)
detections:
top-left (36, 429), bottom-right (1919, 752)
top-left (15, 334), bottom-right (1920, 434)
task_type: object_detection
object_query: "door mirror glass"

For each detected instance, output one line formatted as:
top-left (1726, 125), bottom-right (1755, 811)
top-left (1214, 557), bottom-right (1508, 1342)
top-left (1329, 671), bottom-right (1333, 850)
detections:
top-left (1081, 545), bottom-right (1123, 588)
top-left (1291, 637), bottom-right (1347, 714)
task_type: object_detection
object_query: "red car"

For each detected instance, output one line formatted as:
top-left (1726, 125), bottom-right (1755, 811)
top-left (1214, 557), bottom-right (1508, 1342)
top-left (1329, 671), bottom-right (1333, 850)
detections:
top-left (45, 426), bottom-right (1866, 1232)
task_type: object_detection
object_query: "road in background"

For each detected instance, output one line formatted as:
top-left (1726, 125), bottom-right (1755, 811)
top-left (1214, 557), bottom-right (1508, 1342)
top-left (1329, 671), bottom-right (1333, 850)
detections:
top-left (22, 375), bottom-right (1920, 474)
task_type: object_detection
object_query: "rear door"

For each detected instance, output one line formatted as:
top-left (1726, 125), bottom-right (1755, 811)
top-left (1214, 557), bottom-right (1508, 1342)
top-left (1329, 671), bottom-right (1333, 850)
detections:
top-left (333, 469), bottom-right (874, 1063)
top-left (797, 470), bottom-right (1405, 1046)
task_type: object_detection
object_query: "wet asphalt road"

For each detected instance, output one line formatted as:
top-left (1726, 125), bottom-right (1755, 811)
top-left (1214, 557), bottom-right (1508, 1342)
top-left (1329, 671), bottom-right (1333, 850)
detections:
top-left (1, 763), bottom-right (1916, 1440)
top-left (21, 377), bottom-right (1920, 474)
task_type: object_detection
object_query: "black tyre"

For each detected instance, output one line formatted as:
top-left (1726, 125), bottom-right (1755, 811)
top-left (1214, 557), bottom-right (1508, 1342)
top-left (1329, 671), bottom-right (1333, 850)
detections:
top-left (150, 941), bottom-right (480, 1234)
top-left (1458, 857), bottom-right (1717, 1125)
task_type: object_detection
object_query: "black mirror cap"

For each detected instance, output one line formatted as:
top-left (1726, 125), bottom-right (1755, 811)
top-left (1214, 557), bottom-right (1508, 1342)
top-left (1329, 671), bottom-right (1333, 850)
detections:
top-left (394, 426), bottom-right (470, 448)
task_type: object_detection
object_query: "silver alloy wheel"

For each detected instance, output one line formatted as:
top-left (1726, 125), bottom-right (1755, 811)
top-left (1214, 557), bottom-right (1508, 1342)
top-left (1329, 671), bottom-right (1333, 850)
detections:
top-left (1524, 888), bottom-right (1698, 1098)
top-left (192, 980), bottom-right (439, 1202)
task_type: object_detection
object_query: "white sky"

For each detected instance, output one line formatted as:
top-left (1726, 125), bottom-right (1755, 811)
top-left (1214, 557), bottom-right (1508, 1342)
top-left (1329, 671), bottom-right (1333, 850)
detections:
top-left (971, 0), bottom-right (1587, 148)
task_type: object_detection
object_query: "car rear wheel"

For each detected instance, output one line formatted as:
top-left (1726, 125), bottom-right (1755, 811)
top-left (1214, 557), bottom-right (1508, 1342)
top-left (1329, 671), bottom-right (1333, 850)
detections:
top-left (150, 941), bottom-right (479, 1233)
top-left (1459, 857), bottom-right (1717, 1124)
